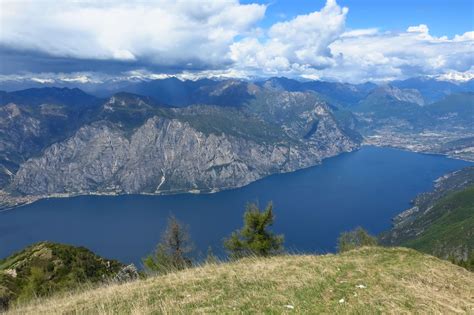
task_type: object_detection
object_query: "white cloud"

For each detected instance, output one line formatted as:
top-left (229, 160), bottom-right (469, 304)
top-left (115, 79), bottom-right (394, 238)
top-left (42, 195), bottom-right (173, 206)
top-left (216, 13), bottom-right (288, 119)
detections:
top-left (229, 0), bottom-right (348, 75)
top-left (322, 25), bottom-right (474, 82)
top-left (0, 0), bottom-right (266, 68)
top-left (0, 0), bottom-right (473, 83)
top-left (407, 24), bottom-right (429, 34)
top-left (340, 28), bottom-right (379, 38)
top-left (434, 67), bottom-right (474, 82)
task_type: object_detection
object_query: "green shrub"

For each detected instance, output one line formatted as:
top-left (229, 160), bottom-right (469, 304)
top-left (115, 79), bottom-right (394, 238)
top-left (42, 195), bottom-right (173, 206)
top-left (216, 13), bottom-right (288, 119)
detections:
top-left (337, 227), bottom-right (378, 252)
top-left (224, 202), bottom-right (284, 259)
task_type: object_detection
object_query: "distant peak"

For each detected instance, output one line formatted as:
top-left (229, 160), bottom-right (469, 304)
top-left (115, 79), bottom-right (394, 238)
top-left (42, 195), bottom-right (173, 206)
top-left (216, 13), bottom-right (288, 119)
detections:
top-left (104, 92), bottom-right (157, 111)
top-left (372, 85), bottom-right (425, 106)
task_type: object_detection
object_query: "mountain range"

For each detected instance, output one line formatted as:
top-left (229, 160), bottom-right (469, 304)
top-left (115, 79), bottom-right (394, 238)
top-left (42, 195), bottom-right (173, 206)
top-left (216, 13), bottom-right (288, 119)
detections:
top-left (0, 76), bottom-right (473, 210)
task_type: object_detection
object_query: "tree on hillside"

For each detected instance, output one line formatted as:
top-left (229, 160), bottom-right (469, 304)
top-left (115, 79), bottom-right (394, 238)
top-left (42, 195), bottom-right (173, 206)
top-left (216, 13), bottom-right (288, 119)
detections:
top-left (337, 226), bottom-right (378, 252)
top-left (143, 216), bottom-right (193, 274)
top-left (224, 202), bottom-right (284, 259)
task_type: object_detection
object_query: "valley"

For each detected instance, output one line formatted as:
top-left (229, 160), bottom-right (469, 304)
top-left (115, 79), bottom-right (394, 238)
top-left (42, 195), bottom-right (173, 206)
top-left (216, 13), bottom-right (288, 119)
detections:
top-left (2, 1), bottom-right (473, 313)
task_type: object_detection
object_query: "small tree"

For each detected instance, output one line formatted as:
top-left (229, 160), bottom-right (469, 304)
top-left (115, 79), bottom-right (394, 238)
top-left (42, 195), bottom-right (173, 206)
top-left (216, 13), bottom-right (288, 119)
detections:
top-left (337, 226), bottom-right (377, 253)
top-left (224, 202), bottom-right (284, 259)
top-left (143, 215), bottom-right (193, 274)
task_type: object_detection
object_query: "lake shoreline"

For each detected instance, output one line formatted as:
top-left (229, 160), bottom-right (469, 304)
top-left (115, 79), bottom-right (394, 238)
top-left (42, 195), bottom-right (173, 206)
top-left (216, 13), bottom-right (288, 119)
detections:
top-left (1, 146), bottom-right (471, 265)
top-left (1, 145), bottom-right (473, 213)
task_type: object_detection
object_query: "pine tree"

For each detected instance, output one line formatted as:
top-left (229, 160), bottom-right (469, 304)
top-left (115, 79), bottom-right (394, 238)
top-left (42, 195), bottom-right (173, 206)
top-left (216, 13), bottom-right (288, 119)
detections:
top-left (143, 216), bottom-right (193, 273)
top-left (224, 202), bottom-right (284, 259)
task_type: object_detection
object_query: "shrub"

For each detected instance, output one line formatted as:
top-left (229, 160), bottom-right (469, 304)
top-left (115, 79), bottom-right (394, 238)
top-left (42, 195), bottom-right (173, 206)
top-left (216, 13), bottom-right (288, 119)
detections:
top-left (337, 227), bottom-right (378, 252)
top-left (224, 202), bottom-right (284, 259)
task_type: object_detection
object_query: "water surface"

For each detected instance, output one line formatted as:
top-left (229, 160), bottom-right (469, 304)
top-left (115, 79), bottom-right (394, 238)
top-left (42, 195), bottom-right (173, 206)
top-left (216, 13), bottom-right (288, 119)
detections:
top-left (0, 147), bottom-right (470, 265)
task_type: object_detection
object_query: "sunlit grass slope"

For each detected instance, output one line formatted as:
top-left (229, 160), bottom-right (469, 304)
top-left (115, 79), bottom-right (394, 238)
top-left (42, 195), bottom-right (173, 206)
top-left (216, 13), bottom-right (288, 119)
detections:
top-left (8, 247), bottom-right (474, 314)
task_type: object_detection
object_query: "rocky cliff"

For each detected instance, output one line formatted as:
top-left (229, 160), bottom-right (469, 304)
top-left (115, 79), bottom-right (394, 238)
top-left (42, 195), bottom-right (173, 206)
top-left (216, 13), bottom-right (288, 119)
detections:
top-left (0, 87), bottom-right (360, 209)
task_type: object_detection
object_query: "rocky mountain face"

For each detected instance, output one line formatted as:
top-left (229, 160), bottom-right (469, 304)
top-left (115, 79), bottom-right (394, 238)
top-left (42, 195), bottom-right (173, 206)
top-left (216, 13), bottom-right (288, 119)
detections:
top-left (2, 77), bottom-right (471, 209)
top-left (0, 88), bottom-right (102, 189)
top-left (0, 85), bottom-right (360, 209)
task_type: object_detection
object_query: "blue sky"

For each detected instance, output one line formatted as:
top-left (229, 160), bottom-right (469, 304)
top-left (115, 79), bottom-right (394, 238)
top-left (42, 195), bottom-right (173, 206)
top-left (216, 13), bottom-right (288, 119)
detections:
top-left (0, 0), bottom-right (473, 83)
top-left (248, 0), bottom-right (474, 37)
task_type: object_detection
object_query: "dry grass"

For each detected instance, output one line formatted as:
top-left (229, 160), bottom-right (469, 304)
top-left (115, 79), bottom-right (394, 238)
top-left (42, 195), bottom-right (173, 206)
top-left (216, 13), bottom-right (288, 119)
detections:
top-left (7, 247), bottom-right (474, 314)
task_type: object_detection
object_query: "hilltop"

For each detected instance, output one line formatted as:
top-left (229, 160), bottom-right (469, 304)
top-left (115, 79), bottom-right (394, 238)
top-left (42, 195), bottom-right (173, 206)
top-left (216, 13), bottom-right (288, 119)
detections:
top-left (0, 242), bottom-right (127, 310)
top-left (6, 247), bottom-right (474, 314)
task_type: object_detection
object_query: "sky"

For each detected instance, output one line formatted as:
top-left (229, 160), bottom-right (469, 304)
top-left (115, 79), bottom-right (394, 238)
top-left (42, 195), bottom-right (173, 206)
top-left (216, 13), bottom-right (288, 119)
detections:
top-left (0, 0), bottom-right (473, 84)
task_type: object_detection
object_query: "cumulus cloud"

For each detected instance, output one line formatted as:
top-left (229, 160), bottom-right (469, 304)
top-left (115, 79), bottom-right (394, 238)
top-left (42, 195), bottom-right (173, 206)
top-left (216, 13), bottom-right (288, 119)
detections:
top-left (229, 0), bottom-right (348, 75)
top-left (322, 25), bottom-right (474, 82)
top-left (0, 0), bottom-right (473, 83)
top-left (0, 0), bottom-right (266, 69)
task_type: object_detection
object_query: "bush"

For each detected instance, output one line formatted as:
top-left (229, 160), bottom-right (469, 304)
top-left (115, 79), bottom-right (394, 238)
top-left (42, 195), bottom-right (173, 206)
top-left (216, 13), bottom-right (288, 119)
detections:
top-left (224, 202), bottom-right (284, 259)
top-left (337, 227), bottom-right (377, 252)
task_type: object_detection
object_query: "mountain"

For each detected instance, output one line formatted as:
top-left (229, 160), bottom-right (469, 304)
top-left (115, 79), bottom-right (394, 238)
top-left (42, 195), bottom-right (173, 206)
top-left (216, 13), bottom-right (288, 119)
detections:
top-left (0, 86), bottom-right (360, 210)
top-left (112, 78), bottom-right (256, 107)
top-left (7, 247), bottom-right (473, 314)
top-left (0, 242), bottom-right (127, 310)
top-left (104, 77), bottom-right (376, 108)
top-left (257, 77), bottom-right (376, 107)
top-left (0, 77), bottom-right (471, 209)
top-left (0, 88), bottom-right (102, 189)
top-left (0, 87), bottom-right (101, 107)
top-left (391, 77), bottom-right (474, 104)
top-left (380, 167), bottom-right (474, 268)
top-left (426, 92), bottom-right (474, 125)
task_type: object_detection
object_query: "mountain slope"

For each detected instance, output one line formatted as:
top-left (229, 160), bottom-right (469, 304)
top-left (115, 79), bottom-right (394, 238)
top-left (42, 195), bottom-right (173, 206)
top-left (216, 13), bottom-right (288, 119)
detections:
top-left (7, 247), bottom-right (473, 314)
top-left (1, 89), bottom-right (359, 209)
top-left (392, 77), bottom-right (474, 104)
top-left (381, 167), bottom-right (474, 267)
top-left (426, 92), bottom-right (474, 125)
top-left (0, 242), bottom-right (124, 310)
top-left (401, 187), bottom-right (474, 266)
top-left (0, 88), bottom-right (102, 189)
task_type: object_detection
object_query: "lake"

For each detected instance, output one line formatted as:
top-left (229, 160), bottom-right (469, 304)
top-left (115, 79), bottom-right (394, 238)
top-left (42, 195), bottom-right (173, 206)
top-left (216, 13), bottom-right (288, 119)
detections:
top-left (0, 146), bottom-right (471, 265)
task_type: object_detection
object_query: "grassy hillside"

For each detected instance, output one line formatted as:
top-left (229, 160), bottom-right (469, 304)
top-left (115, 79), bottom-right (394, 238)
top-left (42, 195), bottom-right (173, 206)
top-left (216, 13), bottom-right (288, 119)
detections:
top-left (7, 247), bottom-right (474, 314)
top-left (0, 242), bottom-right (124, 309)
top-left (381, 168), bottom-right (474, 265)
top-left (402, 186), bottom-right (474, 268)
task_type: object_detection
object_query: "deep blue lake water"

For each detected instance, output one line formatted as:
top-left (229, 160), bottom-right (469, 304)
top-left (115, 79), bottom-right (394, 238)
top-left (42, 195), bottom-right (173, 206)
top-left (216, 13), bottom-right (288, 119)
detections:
top-left (0, 146), bottom-right (471, 266)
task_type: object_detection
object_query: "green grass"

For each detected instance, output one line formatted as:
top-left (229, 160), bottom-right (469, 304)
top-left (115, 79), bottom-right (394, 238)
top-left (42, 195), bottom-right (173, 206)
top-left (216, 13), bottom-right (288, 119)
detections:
top-left (7, 247), bottom-right (474, 314)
